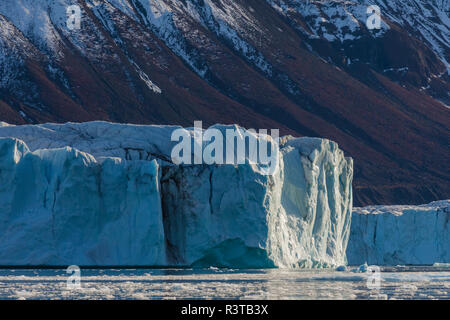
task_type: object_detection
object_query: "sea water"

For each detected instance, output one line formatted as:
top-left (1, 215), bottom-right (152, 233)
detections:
top-left (0, 267), bottom-right (449, 300)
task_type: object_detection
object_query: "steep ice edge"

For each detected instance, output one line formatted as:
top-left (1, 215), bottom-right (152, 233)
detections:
top-left (0, 122), bottom-right (353, 268)
top-left (347, 200), bottom-right (450, 266)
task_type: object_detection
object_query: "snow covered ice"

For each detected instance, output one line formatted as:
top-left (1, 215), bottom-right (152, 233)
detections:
top-left (0, 122), bottom-right (353, 268)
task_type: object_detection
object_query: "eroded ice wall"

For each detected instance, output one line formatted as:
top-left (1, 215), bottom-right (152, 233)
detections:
top-left (0, 122), bottom-right (353, 268)
top-left (347, 201), bottom-right (450, 266)
top-left (0, 138), bottom-right (166, 266)
top-left (161, 139), bottom-right (353, 268)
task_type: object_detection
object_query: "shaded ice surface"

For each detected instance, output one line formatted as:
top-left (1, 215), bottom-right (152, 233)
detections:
top-left (1, 122), bottom-right (447, 269)
top-left (347, 201), bottom-right (450, 266)
top-left (0, 122), bottom-right (353, 268)
top-left (0, 138), bottom-right (166, 266)
top-left (162, 137), bottom-right (353, 268)
top-left (0, 267), bottom-right (449, 300)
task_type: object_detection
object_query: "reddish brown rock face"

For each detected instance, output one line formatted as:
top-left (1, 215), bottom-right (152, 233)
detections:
top-left (0, 0), bottom-right (449, 206)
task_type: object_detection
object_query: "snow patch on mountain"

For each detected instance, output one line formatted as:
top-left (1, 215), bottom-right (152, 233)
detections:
top-left (124, 0), bottom-right (272, 77)
top-left (266, 0), bottom-right (389, 42)
top-left (267, 0), bottom-right (449, 73)
top-left (129, 0), bottom-right (208, 77)
top-left (0, 0), bottom-right (66, 55)
top-left (0, 16), bottom-right (29, 89)
top-left (195, 0), bottom-right (272, 75)
top-left (0, 14), bottom-right (43, 107)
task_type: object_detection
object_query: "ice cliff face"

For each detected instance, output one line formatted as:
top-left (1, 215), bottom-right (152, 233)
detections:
top-left (162, 137), bottom-right (353, 268)
top-left (0, 137), bottom-right (165, 266)
top-left (347, 201), bottom-right (450, 266)
top-left (0, 122), bottom-right (353, 268)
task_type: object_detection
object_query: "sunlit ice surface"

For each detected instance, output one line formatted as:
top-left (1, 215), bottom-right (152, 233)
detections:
top-left (0, 267), bottom-right (449, 300)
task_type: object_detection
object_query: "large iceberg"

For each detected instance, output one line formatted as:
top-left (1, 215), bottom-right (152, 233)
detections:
top-left (0, 122), bottom-right (353, 268)
top-left (347, 201), bottom-right (450, 266)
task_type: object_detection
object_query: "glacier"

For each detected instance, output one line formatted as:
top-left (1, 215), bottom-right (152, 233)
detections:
top-left (347, 201), bottom-right (450, 266)
top-left (0, 121), bottom-right (353, 268)
top-left (0, 121), bottom-right (448, 268)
